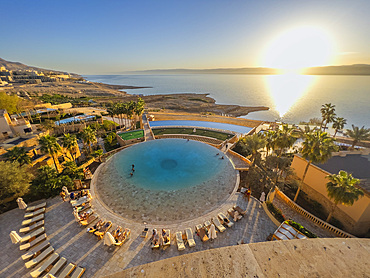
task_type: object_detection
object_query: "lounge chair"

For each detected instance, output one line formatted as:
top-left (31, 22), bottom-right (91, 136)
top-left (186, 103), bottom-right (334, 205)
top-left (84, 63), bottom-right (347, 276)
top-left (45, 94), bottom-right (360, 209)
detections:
top-left (22, 214), bottom-right (44, 226)
top-left (278, 228), bottom-right (296, 240)
top-left (162, 229), bottom-right (171, 247)
top-left (77, 209), bottom-right (94, 222)
top-left (175, 232), bottom-right (185, 251)
top-left (88, 219), bottom-right (104, 232)
top-left (80, 214), bottom-right (98, 226)
top-left (94, 221), bottom-right (112, 239)
top-left (26, 202), bottom-right (47, 212)
top-left (272, 231), bottom-right (290, 241)
top-left (227, 208), bottom-right (242, 221)
top-left (30, 252), bottom-right (59, 278)
top-left (74, 203), bottom-right (91, 213)
top-left (43, 257), bottom-right (67, 278)
top-left (281, 223), bottom-right (307, 239)
top-left (217, 212), bottom-right (234, 228)
top-left (57, 262), bottom-right (76, 278)
top-left (20, 220), bottom-right (44, 233)
top-left (140, 227), bottom-right (149, 238)
top-left (71, 196), bottom-right (90, 207)
top-left (204, 220), bottom-right (211, 230)
top-left (233, 205), bottom-right (247, 215)
top-left (70, 266), bottom-right (86, 278)
top-left (211, 217), bottom-right (226, 233)
top-left (20, 234), bottom-right (47, 251)
top-left (185, 228), bottom-right (196, 247)
top-left (20, 227), bottom-right (45, 243)
top-left (25, 246), bottom-right (54, 268)
top-left (22, 240), bottom-right (50, 261)
top-left (195, 224), bottom-right (209, 242)
top-left (25, 208), bottom-right (46, 218)
top-left (115, 228), bottom-right (131, 246)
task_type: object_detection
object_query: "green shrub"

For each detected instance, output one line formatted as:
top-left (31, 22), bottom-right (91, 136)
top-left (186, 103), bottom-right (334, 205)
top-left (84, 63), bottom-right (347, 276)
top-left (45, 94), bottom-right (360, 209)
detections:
top-left (286, 220), bottom-right (318, 238)
top-left (266, 201), bottom-right (285, 223)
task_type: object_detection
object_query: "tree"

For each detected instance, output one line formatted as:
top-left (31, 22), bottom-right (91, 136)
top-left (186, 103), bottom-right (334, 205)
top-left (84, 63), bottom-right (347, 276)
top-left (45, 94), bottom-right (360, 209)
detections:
top-left (61, 161), bottom-right (84, 180)
top-left (332, 117), bottom-right (347, 138)
top-left (0, 92), bottom-right (20, 114)
top-left (345, 125), bottom-right (370, 149)
top-left (106, 107), bottom-right (116, 131)
top-left (31, 166), bottom-right (70, 198)
top-left (61, 133), bottom-right (78, 161)
top-left (243, 133), bottom-right (266, 167)
top-left (320, 103), bottom-right (336, 131)
top-left (81, 126), bottom-right (97, 154)
top-left (39, 135), bottom-right (62, 173)
top-left (134, 97), bottom-right (145, 129)
top-left (92, 149), bottom-right (103, 162)
top-left (274, 124), bottom-right (299, 156)
top-left (325, 170), bottom-right (364, 222)
top-left (294, 131), bottom-right (338, 202)
top-left (4, 146), bottom-right (31, 166)
top-left (0, 161), bottom-right (32, 203)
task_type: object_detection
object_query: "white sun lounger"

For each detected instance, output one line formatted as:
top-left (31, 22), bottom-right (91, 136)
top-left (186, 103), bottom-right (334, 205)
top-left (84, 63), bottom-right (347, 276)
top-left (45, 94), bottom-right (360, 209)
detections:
top-left (71, 196), bottom-right (90, 207)
top-left (218, 212), bottom-right (234, 228)
top-left (185, 228), bottom-right (196, 247)
top-left (273, 231), bottom-right (290, 241)
top-left (22, 214), bottom-right (44, 226)
top-left (20, 233), bottom-right (47, 251)
top-left (30, 252), bottom-right (59, 278)
top-left (20, 220), bottom-right (44, 233)
top-left (70, 266), bottom-right (86, 278)
top-left (26, 202), bottom-right (47, 212)
top-left (278, 228), bottom-right (296, 240)
top-left (212, 217), bottom-right (226, 232)
top-left (175, 231), bottom-right (185, 251)
top-left (25, 208), bottom-right (46, 218)
top-left (281, 223), bottom-right (307, 239)
top-left (42, 257), bottom-right (67, 278)
top-left (20, 227), bottom-right (45, 243)
top-left (227, 208), bottom-right (242, 221)
top-left (57, 262), bottom-right (76, 278)
top-left (22, 240), bottom-right (50, 261)
top-left (25, 246), bottom-right (54, 268)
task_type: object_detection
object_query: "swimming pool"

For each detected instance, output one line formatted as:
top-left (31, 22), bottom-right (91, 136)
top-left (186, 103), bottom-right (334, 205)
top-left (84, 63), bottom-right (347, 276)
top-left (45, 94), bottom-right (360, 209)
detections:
top-left (55, 114), bottom-right (95, 125)
top-left (95, 139), bottom-right (237, 223)
top-left (149, 120), bottom-right (252, 134)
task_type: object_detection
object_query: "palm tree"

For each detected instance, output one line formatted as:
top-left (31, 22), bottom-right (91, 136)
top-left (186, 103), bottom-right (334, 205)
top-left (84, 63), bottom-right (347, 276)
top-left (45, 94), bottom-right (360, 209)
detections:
top-left (39, 135), bottom-right (62, 173)
top-left (294, 131), bottom-right (338, 202)
top-left (134, 97), bottom-right (145, 129)
top-left (127, 101), bottom-right (135, 130)
top-left (61, 133), bottom-right (78, 161)
top-left (263, 129), bottom-right (278, 155)
top-left (332, 117), bottom-right (347, 138)
top-left (345, 125), bottom-right (370, 149)
top-left (275, 124), bottom-right (299, 157)
top-left (81, 126), bottom-right (97, 154)
top-left (326, 170), bottom-right (364, 222)
top-left (93, 149), bottom-right (104, 162)
top-left (4, 146), bottom-right (31, 166)
top-left (320, 103), bottom-right (336, 131)
top-left (107, 107), bottom-right (116, 131)
top-left (243, 133), bottom-right (266, 167)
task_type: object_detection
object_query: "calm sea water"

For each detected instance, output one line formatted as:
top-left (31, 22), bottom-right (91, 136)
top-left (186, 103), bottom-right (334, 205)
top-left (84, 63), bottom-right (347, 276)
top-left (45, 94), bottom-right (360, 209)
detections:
top-left (85, 74), bottom-right (370, 127)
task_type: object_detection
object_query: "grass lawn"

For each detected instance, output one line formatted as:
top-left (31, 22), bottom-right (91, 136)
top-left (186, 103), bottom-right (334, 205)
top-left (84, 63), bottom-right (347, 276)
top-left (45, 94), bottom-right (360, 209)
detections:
top-left (118, 129), bottom-right (144, 140)
top-left (152, 127), bottom-right (233, 141)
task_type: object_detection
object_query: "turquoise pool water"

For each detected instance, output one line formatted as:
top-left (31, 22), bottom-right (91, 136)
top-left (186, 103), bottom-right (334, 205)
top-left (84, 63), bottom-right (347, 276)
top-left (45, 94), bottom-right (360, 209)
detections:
top-left (95, 139), bottom-right (237, 222)
top-left (149, 120), bottom-right (252, 134)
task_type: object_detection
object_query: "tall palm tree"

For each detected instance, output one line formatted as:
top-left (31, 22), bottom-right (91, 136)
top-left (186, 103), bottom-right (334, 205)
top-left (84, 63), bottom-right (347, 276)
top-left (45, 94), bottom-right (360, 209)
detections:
top-left (61, 133), bottom-right (78, 161)
top-left (263, 129), bottom-right (278, 155)
top-left (326, 170), bottom-right (364, 222)
top-left (332, 117), bottom-right (347, 138)
top-left (243, 133), bottom-right (266, 167)
top-left (134, 97), bottom-right (145, 129)
top-left (127, 101), bottom-right (135, 129)
top-left (294, 131), bottom-right (338, 202)
top-left (107, 107), bottom-right (116, 131)
top-left (275, 124), bottom-right (299, 157)
top-left (81, 126), bottom-right (97, 154)
top-left (320, 103), bottom-right (336, 131)
top-left (39, 135), bottom-right (62, 173)
top-left (4, 146), bottom-right (31, 166)
top-left (345, 125), bottom-right (370, 149)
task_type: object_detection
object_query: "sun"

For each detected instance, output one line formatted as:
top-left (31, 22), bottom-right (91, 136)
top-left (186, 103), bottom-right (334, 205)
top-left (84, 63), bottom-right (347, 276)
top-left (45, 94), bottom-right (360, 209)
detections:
top-left (262, 26), bottom-right (335, 73)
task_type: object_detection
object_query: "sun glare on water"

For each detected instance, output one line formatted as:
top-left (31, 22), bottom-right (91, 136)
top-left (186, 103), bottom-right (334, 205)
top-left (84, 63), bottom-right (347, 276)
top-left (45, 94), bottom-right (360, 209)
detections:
top-left (261, 25), bottom-right (335, 117)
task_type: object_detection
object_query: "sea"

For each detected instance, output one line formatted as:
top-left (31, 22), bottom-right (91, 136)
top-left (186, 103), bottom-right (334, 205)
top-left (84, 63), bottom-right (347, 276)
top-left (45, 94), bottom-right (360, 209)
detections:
top-left (84, 74), bottom-right (370, 128)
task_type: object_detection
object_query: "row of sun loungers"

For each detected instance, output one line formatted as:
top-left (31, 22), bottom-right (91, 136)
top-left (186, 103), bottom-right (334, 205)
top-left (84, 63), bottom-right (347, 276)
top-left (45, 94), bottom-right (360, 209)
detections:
top-left (17, 201), bottom-right (86, 277)
top-left (272, 222), bottom-right (307, 241)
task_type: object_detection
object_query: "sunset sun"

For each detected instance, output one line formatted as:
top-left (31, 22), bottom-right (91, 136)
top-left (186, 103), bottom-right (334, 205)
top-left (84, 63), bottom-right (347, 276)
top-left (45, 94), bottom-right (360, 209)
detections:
top-left (262, 26), bottom-right (335, 73)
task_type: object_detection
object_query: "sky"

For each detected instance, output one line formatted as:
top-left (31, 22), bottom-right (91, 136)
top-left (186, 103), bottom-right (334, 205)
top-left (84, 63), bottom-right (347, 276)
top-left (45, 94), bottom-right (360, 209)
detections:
top-left (1, 0), bottom-right (370, 74)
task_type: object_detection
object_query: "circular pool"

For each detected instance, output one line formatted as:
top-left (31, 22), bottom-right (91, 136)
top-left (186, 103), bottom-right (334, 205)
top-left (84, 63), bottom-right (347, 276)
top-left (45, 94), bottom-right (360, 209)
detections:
top-left (95, 139), bottom-right (238, 223)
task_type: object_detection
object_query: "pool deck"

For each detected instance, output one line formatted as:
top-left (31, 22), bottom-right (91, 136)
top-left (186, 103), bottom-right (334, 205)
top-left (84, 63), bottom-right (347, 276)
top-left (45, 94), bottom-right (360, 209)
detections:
top-left (0, 193), bottom-right (277, 278)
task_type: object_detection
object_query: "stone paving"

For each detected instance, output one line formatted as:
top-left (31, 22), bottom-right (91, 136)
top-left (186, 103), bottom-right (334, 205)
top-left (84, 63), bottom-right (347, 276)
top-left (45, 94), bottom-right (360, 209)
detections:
top-left (0, 192), bottom-right (277, 278)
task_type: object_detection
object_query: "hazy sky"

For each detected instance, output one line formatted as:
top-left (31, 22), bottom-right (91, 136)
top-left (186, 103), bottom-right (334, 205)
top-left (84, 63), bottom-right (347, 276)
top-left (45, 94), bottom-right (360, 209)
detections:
top-left (1, 0), bottom-right (369, 74)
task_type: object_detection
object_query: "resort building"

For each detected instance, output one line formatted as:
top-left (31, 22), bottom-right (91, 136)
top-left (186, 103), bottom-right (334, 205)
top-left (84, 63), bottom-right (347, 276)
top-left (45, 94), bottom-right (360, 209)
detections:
top-left (0, 109), bottom-right (33, 139)
top-left (291, 151), bottom-right (370, 236)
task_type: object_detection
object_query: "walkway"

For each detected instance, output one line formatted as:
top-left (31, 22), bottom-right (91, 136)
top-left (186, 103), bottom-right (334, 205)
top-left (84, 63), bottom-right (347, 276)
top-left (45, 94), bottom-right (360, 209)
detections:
top-left (0, 194), bottom-right (276, 278)
top-left (142, 114), bottom-right (155, 141)
top-left (272, 194), bottom-right (337, 238)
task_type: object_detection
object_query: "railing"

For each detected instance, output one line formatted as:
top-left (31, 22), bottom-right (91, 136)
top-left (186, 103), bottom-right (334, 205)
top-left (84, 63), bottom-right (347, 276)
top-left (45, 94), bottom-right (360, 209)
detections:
top-left (275, 187), bottom-right (355, 238)
top-left (155, 134), bottom-right (222, 145)
top-left (227, 149), bottom-right (251, 166)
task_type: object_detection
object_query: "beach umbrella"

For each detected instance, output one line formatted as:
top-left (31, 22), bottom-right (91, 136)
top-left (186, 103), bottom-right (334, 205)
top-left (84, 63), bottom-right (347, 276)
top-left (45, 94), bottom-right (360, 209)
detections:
top-left (10, 231), bottom-right (22, 244)
top-left (16, 197), bottom-right (27, 210)
top-left (208, 224), bottom-right (217, 240)
top-left (260, 192), bottom-right (266, 203)
top-left (104, 232), bottom-right (116, 246)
